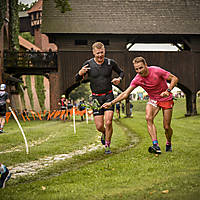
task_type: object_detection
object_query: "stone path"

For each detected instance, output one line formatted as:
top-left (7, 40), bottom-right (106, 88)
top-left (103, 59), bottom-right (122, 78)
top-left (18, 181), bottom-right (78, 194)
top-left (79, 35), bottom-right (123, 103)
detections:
top-left (8, 136), bottom-right (103, 179)
top-left (4, 121), bottom-right (139, 180)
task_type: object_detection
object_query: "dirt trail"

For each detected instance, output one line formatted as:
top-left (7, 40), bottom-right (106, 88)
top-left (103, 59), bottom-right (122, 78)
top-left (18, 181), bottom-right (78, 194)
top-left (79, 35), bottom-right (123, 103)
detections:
top-left (9, 141), bottom-right (103, 178)
top-left (7, 120), bottom-right (139, 179)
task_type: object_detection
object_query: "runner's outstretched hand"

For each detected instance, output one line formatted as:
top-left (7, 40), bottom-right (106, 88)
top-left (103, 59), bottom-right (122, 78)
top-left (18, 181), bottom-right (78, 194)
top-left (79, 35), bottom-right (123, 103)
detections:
top-left (101, 102), bottom-right (112, 109)
top-left (160, 90), bottom-right (170, 97)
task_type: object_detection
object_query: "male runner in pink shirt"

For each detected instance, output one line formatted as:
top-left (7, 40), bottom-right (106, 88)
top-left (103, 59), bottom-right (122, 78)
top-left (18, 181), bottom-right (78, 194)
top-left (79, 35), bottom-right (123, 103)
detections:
top-left (102, 56), bottom-right (178, 154)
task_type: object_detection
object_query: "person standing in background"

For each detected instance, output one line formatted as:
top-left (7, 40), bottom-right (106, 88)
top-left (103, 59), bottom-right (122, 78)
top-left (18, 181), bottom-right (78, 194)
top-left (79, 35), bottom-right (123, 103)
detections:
top-left (0, 163), bottom-right (11, 189)
top-left (0, 84), bottom-right (10, 133)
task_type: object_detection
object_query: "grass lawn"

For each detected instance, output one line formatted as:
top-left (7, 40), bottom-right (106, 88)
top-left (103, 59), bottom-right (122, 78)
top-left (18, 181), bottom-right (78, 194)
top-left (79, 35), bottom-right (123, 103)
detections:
top-left (0, 99), bottom-right (200, 200)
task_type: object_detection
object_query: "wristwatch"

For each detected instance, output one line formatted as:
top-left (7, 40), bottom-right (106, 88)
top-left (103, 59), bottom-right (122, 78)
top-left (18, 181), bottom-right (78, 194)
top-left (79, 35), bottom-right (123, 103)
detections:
top-left (167, 88), bottom-right (171, 92)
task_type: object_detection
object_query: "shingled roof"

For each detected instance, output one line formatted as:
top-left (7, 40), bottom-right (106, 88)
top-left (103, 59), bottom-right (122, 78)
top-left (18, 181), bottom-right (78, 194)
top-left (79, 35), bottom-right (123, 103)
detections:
top-left (42, 0), bottom-right (200, 35)
top-left (19, 35), bottom-right (42, 51)
top-left (27, 0), bottom-right (42, 14)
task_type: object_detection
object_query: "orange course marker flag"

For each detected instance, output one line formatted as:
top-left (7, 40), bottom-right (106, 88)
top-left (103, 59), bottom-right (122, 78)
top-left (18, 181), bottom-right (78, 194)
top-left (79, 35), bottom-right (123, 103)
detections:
top-left (47, 110), bottom-right (56, 120)
top-left (30, 110), bottom-right (36, 120)
top-left (21, 112), bottom-right (26, 122)
top-left (43, 110), bottom-right (47, 119)
top-left (25, 111), bottom-right (30, 121)
top-left (37, 112), bottom-right (42, 120)
top-left (60, 110), bottom-right (66, 119)
top-left (64, 110), bottom-right (68, 118)
top-left (53, 110), bottom-right (61, 119)
top-left (70, 109), bottom-right (73, 116)
top-left (6, 112), bottom-right (11, 123)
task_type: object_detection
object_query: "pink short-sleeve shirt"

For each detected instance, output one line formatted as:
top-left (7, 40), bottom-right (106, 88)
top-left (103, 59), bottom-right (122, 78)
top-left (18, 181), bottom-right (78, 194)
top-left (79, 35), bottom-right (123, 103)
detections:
top-left (130, 66), bottom-right (172, 101)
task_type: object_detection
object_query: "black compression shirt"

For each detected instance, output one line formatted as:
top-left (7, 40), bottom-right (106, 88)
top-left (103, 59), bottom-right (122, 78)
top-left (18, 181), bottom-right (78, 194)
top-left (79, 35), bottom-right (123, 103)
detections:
top-left (75, 57), bottom-right (124, 94)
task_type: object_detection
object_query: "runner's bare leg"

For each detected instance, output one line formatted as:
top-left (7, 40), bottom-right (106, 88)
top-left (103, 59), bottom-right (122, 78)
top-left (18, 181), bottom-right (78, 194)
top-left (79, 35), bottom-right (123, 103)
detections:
top-left (145, 104), bottom-right (160, 141)
top-left (162, 109), bottom-right (173, 143)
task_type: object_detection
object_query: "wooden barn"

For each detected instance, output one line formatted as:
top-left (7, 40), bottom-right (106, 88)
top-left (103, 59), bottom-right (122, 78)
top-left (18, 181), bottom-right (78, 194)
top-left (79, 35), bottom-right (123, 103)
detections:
top-left (42, 0), bottom-right (200, 115)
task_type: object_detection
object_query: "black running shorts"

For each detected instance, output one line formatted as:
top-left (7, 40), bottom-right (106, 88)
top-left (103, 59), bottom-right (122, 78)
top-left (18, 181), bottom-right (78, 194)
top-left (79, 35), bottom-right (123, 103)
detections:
top-left (92, 92), bottom-right (114, 116)
top-left (0, 105), bottom-right (6, 118)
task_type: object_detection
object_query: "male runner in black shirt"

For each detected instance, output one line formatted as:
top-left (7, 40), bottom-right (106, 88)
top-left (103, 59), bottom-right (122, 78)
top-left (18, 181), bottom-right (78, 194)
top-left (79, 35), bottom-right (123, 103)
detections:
top-left (76, 42), bottom-right (124, 154)
top-left (0, 84), bottom-right (10, 133)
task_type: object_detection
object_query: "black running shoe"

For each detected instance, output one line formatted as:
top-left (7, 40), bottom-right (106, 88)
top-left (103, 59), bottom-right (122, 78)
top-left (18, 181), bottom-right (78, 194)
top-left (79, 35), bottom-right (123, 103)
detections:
top-left (0, 167), bottom-right (11, 189)
top-left (101, 133), bottom-right (105, 145)
top-left (148, 145), bottom-right (162, 154)
top-left (105, 146), bottom-right (112, 154)
top-left (166, 144), bottom-right (172, 152)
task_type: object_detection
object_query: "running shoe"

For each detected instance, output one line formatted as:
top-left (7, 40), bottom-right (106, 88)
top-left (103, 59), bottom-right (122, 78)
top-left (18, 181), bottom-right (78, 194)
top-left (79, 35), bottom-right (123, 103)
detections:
top-left (166, 144), bottom-right (172, 152)
top-left (0, 168), bottom-right (11, 189)
top-left (101, 133), bottom-right (105, 145)
top-left (148, 145), bottom-right (162, 154)
top-left (105, 146), bottom-right (112, 154)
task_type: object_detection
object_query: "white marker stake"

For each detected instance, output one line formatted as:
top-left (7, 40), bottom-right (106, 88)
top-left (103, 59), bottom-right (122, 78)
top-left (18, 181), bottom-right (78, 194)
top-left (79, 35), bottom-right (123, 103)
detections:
top-left (73, 106), bottom-right (76, 134)
top-left (9, 107), bottom-right (29, 154)
top-left (86, 108), bottom-right (88, 124)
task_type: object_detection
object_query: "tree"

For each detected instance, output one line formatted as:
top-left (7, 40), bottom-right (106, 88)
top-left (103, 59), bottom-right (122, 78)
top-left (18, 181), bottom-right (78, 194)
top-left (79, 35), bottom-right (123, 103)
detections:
top-left (20, 32), bottom-right (34, 43)
top-left (18, 0), bottom-right (71, 13)
top-left (54, 0), bottom-right (72, 13)
top-left (69, 83), bottom-right (90, 101)
top-left (18, 2), bottom-right (30, 11)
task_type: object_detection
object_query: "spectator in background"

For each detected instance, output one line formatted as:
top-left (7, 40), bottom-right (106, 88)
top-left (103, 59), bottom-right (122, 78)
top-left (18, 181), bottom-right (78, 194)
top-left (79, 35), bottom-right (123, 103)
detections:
top-left (115, 102), bottom-right (121, 118)
top-left (130, 102), bottom-right (133, 116)
top-left (58, 95), bottom-right (67, 121)
top-left (67, 100), bottom-right (73, 120)
top-left (0, 163), bottom-right (11, 189)
top-left (0, 84), bottom-right (10, 133)
top-left (78, 100), bottom-right (86, 121)
top-left (121, 103), bottom-right (125, 114)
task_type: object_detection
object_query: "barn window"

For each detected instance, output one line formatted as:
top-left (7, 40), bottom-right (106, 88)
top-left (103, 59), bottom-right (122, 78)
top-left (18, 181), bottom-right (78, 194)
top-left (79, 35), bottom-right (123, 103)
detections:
top-left (75, 40), bottom-right (88, 45)
top-left (96, 40), bottom-right (110, 45)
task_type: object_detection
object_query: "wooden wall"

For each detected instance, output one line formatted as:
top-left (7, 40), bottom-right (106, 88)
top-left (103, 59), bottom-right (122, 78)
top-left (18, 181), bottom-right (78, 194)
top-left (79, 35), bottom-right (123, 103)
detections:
top-left (57, 50), bottom-right (200, 94)
top-left (50, 50), bottom-right (200, 115)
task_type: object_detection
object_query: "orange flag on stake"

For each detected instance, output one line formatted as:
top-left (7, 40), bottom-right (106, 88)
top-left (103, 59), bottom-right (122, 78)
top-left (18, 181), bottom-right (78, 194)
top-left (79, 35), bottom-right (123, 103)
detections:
top-left (30, 110), bottom-right (36, 120)
top-left (6, 112), bottom-right (11, 123)
top-left (21, 112), bottom-right (26, 122)
top-left (37, 112), bottom-right (42, 120)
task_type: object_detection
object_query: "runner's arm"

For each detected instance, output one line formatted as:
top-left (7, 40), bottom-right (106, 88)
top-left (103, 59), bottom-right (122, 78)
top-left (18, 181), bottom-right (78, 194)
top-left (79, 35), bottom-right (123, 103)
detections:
top-left (111, 60), bottom-right (124, 85)
top-left (167, 73), bottom-right (179, 91)
top-left (6, 99), bottom-right (10, 104)
top-left (75, 63), bottom-right (90, 82)
top-left (102, 86), bottom-right (135, 108)
top-left (160, 73), bottom-right (179, 97)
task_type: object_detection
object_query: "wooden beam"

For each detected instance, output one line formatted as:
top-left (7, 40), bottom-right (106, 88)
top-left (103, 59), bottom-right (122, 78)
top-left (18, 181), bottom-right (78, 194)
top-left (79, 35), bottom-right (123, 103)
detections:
top-left (181, 37), bottom-right (192, 49)
top-left (172, 43), bottom-right (183, 51)
top-left (127, 36), bottom-right (139, 50)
